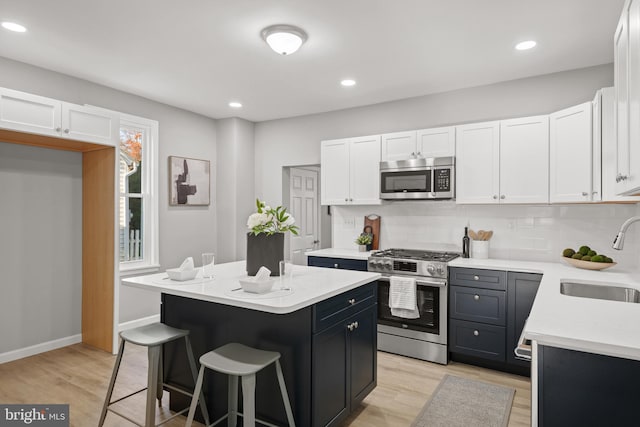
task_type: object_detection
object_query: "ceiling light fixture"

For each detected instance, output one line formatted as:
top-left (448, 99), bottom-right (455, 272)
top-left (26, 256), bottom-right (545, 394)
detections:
top-left (515, 40), bottom-right (537, 51)
top-left (261, 24), bottom-right (308, 56)
top-left (1, 21), bottom-right (27, 33)
top-left (229, 102), bottom-right (243, 108)
top-left (341, 79), bottom-right (357, 87)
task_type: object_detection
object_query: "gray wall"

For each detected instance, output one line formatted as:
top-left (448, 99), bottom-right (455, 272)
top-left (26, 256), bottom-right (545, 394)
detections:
top-left (254, 63), bottom-right (614, 204)
top-left (0, 56), bottom-right (218, 341)
top-left (215, 117), bottom-right (255, 263)
top-left (0, 144), bottom-right (82, 353)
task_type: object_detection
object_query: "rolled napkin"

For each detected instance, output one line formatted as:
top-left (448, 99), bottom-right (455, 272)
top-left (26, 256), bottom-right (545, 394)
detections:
top-left (178, 256), bottom-right (195, 271)
top-left (255, 266), bottom-right (272, 282)
top-left (389, 276), bottom-right (420, 319)
top-left (166, 256), bottom-right (197, 281)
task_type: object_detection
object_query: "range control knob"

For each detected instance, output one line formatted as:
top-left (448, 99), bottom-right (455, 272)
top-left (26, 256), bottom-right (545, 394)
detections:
top-left (384, 261), bottom-right (393, 270)
top-left (437, 265), bottom-right (445, 275)
top-left (427, 265), bottom-right (436, 274)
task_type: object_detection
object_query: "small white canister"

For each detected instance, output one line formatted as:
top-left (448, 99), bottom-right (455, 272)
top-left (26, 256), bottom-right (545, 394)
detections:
top-left (470, 240), bottom-right (490, 259)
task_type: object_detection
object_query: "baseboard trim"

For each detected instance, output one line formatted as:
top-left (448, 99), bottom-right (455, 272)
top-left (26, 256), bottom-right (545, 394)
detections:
top-left (118, 314), bottom-right (160, 332)
top-left (0, 315), bottom-right (161, 364)
top-left (0, 334), bottom-right (82, 364)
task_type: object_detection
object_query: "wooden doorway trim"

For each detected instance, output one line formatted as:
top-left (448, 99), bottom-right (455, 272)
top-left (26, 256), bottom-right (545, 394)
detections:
top-left (1, 129), bottom-right (116, 352)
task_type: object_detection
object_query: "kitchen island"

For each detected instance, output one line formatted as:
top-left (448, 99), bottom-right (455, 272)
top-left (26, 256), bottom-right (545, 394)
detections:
top-left (122, 261), bottom-right (380, 427)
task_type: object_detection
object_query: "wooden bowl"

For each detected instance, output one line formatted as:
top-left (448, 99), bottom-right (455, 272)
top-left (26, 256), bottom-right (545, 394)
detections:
top-left (562, 257), bottom-right (617, 271)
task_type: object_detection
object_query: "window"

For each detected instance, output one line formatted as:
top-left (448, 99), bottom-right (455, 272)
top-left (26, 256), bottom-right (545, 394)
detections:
top-left (118, 113), bottom-right (159, 274)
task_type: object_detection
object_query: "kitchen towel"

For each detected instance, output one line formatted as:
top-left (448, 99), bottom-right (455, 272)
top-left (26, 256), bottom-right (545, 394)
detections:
top-left (389, 276), bottom-right (420, 319)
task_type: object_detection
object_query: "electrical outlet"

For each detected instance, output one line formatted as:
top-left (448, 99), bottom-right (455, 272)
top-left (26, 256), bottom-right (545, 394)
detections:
top-left (344, 217), bottom-right (356, 228)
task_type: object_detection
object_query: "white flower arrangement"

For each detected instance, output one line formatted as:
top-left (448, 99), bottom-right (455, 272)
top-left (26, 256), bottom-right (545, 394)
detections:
top-left (247, 199), bottom-right (299, 236)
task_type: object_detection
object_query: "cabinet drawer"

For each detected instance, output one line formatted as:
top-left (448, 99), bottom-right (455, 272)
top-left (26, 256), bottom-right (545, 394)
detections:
top-left (450, 286), bottom-right (506, 326)
top-left (449, 267), bottom-right (506, 290)
top-left (308, 256), bottom-right (368, 272)
top-left (449, 319), bottom-right (506, 362)
top-left (313, 283), bottom-right (377, 333)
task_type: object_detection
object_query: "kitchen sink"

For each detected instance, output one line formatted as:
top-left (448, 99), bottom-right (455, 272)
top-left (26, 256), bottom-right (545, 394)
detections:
top-left (560, 281), bottom-right (640, 303)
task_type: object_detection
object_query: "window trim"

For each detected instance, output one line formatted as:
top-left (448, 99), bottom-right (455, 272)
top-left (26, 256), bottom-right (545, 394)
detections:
top-left (117, 113), bottom-right (159, 274)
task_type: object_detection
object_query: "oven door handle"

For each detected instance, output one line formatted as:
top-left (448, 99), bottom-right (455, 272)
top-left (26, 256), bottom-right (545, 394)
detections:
top-left (377, 276), bottom-right (447, 288)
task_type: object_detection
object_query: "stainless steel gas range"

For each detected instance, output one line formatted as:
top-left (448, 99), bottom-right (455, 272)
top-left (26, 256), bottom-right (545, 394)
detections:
top-left (368, 248), bottom-right (460, 365)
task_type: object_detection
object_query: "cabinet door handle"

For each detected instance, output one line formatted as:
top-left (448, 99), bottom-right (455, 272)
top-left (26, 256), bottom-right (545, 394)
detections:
top-left (492, 195), bottom-right (498, 200)
top-left (55, 127), bottom-right (61, 132)
top-left (353, 321), bottom-right (359, 329)
top-left (348, 298), bottom-right (356, 305)
top-left (500, 195), bottom-right (506, 200)
top-left (334, 263), bottom-right (339, 268)
top-left (349, 198), bottom-right (353, 202)
top-left (347, 323), bottom-right (355, 331)
top-left (582, 192), bottom-right (588, 196)
top-left (474, 295), bottom-right (480, 301)
top-left (473, 330), bottom-right (479, 336)
top-left (344, 198), bottom-right (348, 202)
top-left (473, 275), bottom-right (479, 281)
top-left (64, 128), bottom-right (70, 134)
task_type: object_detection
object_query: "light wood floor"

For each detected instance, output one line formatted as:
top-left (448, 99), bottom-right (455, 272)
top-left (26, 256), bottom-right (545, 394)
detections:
top-left (0, 344), bottom-right (530, 426)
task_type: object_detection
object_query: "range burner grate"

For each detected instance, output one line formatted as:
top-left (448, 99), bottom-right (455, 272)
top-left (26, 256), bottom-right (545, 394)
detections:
top-left (372, 248), bottom-right (460, 262)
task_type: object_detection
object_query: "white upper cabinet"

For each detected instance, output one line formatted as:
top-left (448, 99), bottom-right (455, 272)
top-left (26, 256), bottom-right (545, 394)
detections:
top-left (320, 138), bottom-right (350, 205)
top-left (381, 131), bottom-right (416, 161)
top-left (500, 116), bottom-right (550, 204)
top-left (349, 135), bottom-right (382, 204)
top-left (416, 126), bottom-right (455, 158)
top-left (381, 127), bottom-right (455, 161)
top-left (455, 121), bottom-right (500, 204)
top-left (321, 135), bottom-right (381, 205)
top-left (0, 87), bottom-right (118, 146)
top-left (599, 87), bottom-right (640, 202)
top-left (614, 0), bottom-right (640, 195)
top-left (0, 88), bottom-right (62, 137)
top-left (62, 104), bottom-right (118, 146)
top-left (550, 102), bottom-right (593, 203)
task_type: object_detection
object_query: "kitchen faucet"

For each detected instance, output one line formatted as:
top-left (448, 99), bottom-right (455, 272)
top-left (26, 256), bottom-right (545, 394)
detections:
top-left (612, 216), bottom-right (640, 250)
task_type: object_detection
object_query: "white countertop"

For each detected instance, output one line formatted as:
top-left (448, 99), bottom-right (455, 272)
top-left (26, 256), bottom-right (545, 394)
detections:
top-left (306, 248), bottom-right (374, 260)
top-left (450, 257), bottom-right (640, 361)
top-left (121, 261), bottom-right (380, 314)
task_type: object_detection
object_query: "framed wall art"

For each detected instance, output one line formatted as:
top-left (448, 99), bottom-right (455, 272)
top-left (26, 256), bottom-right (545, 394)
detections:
top-left (169, 156), bottom-right (210, 206)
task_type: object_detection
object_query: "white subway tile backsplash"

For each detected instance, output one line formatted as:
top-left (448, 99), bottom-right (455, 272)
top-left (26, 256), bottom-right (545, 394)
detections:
top-left (332, 202), bottom-right (640, 269)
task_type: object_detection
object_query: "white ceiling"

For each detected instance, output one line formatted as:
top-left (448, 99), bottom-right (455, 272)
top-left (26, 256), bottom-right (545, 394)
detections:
top-left (0, 0), bottom-right (626, 122)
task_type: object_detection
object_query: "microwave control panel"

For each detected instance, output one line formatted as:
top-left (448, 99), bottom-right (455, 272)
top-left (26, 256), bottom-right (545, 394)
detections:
top-left (434, 169), bottom-right (451, 192)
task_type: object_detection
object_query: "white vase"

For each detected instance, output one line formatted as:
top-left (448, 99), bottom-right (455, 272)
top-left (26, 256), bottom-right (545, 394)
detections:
top-left (358, 244), bottom-right (367, 252)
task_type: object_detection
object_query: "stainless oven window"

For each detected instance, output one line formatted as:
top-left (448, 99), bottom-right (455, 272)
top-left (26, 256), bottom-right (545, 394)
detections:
top-left (377, 281), bottom-right (440, 335)
top-left (381, 170), bottom-right (431, 193)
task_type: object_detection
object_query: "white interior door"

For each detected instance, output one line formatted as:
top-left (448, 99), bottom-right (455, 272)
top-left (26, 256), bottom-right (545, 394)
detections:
top-left (289, 168), bottom-right (319, 265)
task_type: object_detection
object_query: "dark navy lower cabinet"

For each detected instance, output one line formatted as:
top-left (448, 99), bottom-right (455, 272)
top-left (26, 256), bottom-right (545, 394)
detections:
top-left (538, 345), bottom-right (640, 427)
top-left (448, 268), bottom-right (541, 376)
top-left (312, 304), bottom-right (377, 427)
top-left (308, 256), bottom-right (368, 272)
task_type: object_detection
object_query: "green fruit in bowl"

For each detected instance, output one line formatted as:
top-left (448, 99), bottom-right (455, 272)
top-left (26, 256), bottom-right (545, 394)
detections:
top-left (578, 246), bottom-right (591, 256)
top-left (581, 255), bottom-right (592, 261)
top-left (604, 256), bottom-right (614, 263)
top-left (587, 250), bottom-right (597, 257)
top-left (562, 248), bottom-right (576, 258)
top-left (591, 255), bottom-right (605, 263)
top-left (571, 253), bottom-right (583, 260)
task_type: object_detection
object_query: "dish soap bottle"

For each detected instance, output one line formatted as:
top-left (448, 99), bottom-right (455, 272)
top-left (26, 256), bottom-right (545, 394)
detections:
top-left (462, 227), bottom-right (470, 258)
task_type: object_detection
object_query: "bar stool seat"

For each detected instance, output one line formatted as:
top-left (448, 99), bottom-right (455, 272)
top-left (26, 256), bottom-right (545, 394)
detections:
top-left (186, 343), bottom-right (295, 427)
top-left (99, 323), bottom-right (210, 427)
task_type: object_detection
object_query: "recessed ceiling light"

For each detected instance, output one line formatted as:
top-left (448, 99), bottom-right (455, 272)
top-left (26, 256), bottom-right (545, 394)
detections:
top-left (515, 40), bottom-right (537, 51)
top-left (1, 21), bottom-right (27, 33)
top-left (341, 79), bottom-right (357, 87)
top-left (229, 102), bottom-right (242, 108)
top-left (261, 24), bottom-right (308, 55)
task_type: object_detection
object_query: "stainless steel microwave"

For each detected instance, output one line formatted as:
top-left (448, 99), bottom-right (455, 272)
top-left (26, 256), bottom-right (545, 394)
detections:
top-left (380, 157), bottom-right (455, 200)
